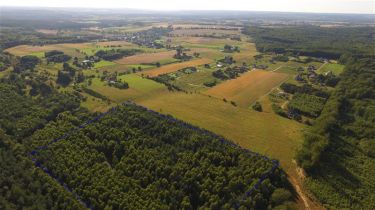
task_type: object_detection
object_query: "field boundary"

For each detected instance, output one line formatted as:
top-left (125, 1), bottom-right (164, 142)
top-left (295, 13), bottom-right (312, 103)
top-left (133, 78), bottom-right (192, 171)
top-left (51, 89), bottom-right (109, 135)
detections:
top-left (29, 101), bottom-right (279, 209)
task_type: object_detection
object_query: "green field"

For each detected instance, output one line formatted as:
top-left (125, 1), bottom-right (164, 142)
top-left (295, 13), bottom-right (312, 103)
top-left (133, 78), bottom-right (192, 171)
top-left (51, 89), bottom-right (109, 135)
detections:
top-left (88, 74), bottom-right (168, 103)
top-left (317, 63), bottom-right (345, 75)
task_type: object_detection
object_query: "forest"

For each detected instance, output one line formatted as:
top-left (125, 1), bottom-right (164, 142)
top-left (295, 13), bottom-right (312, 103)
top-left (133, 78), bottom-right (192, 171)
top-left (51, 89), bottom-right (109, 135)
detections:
top-left (296, 57), bottom-right (375, 209)
top-left (243, 26), bottom-right (375, 59)
top-left (30, 104), bottom-right (293, 209)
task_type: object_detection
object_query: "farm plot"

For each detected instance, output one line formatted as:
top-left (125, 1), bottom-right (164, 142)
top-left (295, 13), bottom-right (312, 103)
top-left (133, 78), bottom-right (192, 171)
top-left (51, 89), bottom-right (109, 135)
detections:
top-left (204, 70), bottom-right (290, 108)
top-left (142, 58), bottom-right (213, 77)
top-left (114, 51), bottom-right (177, 65)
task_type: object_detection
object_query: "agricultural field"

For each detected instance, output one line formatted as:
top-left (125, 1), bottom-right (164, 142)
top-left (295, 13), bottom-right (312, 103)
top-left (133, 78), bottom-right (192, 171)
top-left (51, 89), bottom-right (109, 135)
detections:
top-left (114, 50), bottom-right (177, 65)
top-left (205, 70), bottom-right (290, 107)
top-left (142, 58), bottom-right (213, 77)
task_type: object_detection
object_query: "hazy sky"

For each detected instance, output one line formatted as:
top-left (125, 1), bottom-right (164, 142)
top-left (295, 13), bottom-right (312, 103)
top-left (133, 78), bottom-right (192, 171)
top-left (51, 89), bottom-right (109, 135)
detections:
top-left (1, 0), bottom-right (374, 14)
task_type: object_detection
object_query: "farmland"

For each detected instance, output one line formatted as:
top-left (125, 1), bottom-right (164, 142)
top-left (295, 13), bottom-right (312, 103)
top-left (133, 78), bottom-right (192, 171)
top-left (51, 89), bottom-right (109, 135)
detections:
top-left (114, 50), bottom-right (177, 65)
top-left (2, 10), bottom-right (369, 209)
top-left (142, 58), bottom-right (213, 77)
top-left (205, 70), bottom-right (290, 107)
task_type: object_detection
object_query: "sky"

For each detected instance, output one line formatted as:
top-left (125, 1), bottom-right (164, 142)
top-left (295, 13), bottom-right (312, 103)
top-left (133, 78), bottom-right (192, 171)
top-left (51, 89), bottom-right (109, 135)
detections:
top-left (1, 0), bottom-right (374, 14)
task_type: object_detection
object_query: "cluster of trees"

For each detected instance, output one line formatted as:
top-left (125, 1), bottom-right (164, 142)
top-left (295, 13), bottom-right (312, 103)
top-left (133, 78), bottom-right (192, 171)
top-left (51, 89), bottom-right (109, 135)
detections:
top-left (95, 49), bottom-right (141, 61)
top-left (0, 80), bottom-right (81, 140)
top-left (0, 53), bottom-right (12, 71)
top-left (212, 66), bottom-right (248, 80)
top-left (45, 50), bottom-right (71, 63)
top-left (173, 46), bottom-right (192, 60)
top-left (280, 83), bottom-right (330, 99)
top-left (223, 44), bottom-right (240, 53)
top-left (31, 104), bottom-right (293, 209)
top-left (296, 56), bottom-right (375, 209)
top-left (56, 63), bottom-right (76, 86)
top-left (13, 55), bottom-right (40, 73)
top-left (287, 93), bottom-right (326, 118)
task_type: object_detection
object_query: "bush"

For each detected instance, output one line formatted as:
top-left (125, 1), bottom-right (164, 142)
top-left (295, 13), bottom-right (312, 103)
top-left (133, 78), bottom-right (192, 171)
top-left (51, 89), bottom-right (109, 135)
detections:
top-left (252, 101), bottom-right (262, 112)
top-left (272, 103), bottom-right (287, 117)
top-left (271, 188), bottom-right (293, 206)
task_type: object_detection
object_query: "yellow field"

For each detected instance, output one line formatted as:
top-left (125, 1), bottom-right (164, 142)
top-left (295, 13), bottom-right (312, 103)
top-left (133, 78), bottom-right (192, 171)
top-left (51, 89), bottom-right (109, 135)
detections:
top-left (5, 43), bottom-right (91, 56)
top-left (36, 29), bottom-right (59, 35)
top-left (204, 70), bottom-right (290, 107)
top-left (135, 92), bottom-right (304, 172)
top-left (114, 51), bottom-right (176, 65)
top-left (142, 58), bottom-right (213, 77)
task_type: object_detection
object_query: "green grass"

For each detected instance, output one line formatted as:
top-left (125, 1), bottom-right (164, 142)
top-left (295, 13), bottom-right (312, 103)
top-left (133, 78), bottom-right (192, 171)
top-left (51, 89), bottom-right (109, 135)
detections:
top-left (169, 67), bottom-right (218, 92)
top-left (317, 63), bottom-right (345, 75)
top-left (125, 64), bottom-right (156, 71)
top-left (88, 74), bottom-right (167, 103)
top-left (93, 60), bottom-right (117, 68)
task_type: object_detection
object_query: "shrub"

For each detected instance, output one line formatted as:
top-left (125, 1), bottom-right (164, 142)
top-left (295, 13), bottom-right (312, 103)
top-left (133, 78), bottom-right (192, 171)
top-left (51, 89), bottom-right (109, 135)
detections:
top-left (252, 101), bottom-right (263, 112)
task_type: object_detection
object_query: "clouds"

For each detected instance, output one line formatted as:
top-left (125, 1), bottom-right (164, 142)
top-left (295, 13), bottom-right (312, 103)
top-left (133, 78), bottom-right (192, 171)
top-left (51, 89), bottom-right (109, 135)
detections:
top-left (1, 0), bottom-right (374, 14)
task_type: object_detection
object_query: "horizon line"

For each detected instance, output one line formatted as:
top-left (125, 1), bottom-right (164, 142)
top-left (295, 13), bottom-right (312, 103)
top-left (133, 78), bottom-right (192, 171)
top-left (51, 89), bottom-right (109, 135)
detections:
top-left (1, 5), bottom-right (374, 15)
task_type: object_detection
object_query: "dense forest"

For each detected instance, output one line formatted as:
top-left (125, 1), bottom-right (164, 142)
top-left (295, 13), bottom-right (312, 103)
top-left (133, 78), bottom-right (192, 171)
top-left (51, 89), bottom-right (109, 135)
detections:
top-left (243, 26), bottom-right (375, 59)
top-left (30, 104), bottom-right (293, 209)
top-left (296, 57), bottom-right (375, 209)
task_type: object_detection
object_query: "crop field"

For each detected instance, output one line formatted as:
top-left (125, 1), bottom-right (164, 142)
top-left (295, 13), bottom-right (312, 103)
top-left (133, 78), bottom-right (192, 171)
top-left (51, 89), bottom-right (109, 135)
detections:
top-left (5, 43), bottom-right (90, 57)
top-left (204, 70), bottom-right (290, 107)
top-left (136, 92), bottom-right (304, 172)
top-left (114, 50), bottom-right (177, 65)
top-left (142, 58), bottom-right (213, 77)
top-left (5, 41), bottom-right (140, 58)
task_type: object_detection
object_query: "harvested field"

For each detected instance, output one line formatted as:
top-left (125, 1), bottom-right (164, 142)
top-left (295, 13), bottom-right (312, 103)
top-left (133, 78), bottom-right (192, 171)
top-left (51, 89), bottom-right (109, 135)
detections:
top-left (95, 41), bottom-right (135, 47)
top-left (205, 70), bottom-right (289, 107)
top-left (114, 51), bottom-right (176, 65)
top-left (36, 29), bottom-right (59, 35)
top-left (5, 43), bottom-right (91, 56)
top-left (143, 58), bottom-right (213, 77)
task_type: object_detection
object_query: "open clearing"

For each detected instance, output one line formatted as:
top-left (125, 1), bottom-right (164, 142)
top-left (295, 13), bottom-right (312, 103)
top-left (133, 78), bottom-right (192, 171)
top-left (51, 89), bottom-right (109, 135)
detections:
top-left (142, 58), bottom-right (213, 77)
top-left (114, 50), bottom-right (176, 65)
top-left (205, 70), bottom-right (290, 107)
top-left (88, 74), bottom-right (167, 103)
